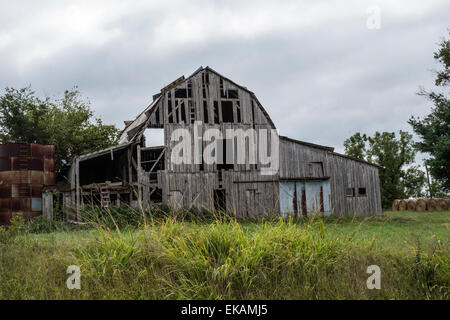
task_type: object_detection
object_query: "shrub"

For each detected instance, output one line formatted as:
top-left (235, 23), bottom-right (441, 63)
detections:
top-left (22, 216), bottom-right (82, 234)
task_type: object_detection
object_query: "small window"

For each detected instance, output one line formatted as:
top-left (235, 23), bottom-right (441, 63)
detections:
top-left (203, 100), bottom-right (209, 124)
top-left (175, 88), bottom-right (187, 98)
top-left (358, 188), bottom-right (366, 196)
top-left (228, 89), bottom-right (239, 99)
top-left (346, 188), bottom-right (355, 197)
top-left (221, 101), bottom-right (234, 123)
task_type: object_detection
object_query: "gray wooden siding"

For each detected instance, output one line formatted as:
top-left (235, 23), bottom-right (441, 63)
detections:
top-left (279, 138), bottom-right (381, 216)
top-left (158, 170), bottom-right (278, 218)
top-left (146, 69), bottom-right (273, 128)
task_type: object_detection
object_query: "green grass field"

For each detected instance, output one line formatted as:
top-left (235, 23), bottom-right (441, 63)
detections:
top-left (0, 210), bottom-right (448, 299)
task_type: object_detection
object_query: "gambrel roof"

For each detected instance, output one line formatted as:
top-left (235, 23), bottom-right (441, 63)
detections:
top-left (118, 66), bottom-right (275, 144)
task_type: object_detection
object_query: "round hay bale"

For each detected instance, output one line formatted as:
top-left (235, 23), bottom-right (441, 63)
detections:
top-left (392, 200), bottom-right (400, 211)
top-left (426, 198), bottom-right (437, 211)
top-left (435, 198), bottom-right (447, 211)
top-left (407, 199), bottom-right (417, 211)
top-left (445, 198), bottom-right (450, 210)
top-left (398, 199), bottom-right (407, 211)
top-left (415, 198), bottom-right (427, 211)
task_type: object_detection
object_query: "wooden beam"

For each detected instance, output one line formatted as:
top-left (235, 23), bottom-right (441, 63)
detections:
top-left (149, 149), bottom-right (165, 174)
top-left (137, 145), bottom-right (142, 203)
top-left (76, 158), bottom-right (80, 222)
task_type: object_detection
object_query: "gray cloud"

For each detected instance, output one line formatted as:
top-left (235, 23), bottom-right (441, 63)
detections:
top-left (0, 0), bottom-right (448, 157)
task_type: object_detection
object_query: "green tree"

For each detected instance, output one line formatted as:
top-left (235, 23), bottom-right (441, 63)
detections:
top-left (0, 86), bottom-right (119, 176)
top-left (343, 132), bottom-right (367, 160)
top-left (409, 32), bottom-right (450, 192)
top-left (401, 166), bottom-right (426, 198)
top-left (344, 131), bottom-right (419, 208)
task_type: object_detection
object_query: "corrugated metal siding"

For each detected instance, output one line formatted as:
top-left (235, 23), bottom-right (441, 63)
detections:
top-left (0, 143), bottom-right (55, 225)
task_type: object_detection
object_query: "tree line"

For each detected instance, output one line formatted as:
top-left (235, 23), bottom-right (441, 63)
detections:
top-left (344, 31), bottom-right (450, 208)
top-left (0, 87), bottom-right (119, 178)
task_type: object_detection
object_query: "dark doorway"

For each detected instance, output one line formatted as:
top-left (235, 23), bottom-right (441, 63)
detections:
top-left (214, 189), bottom-right (226, 211)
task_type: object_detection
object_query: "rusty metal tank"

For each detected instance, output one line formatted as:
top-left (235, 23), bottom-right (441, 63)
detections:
top-left (0, 143), bottom-right (55, 225)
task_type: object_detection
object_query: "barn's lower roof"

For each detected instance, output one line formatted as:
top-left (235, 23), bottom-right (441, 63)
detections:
top-left (279, 136), bottom-right (335, 152)
top-left (279, 135), bottom-right (380, 168)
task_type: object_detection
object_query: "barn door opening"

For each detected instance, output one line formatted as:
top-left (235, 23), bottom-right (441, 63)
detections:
top-left (214, 189), bottom-right (226, 212)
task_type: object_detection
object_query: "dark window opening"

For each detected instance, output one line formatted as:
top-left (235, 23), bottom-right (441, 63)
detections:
top-left (175, 88), bottom-right (187, 98)
top-left (180, 102), bottom-right (186, 123)
top-left (202, 73), bottom-right (207, 98)
top-left (141, 147), bottom-right (165, 172)
top-left (358, 188), bottom-right (366, 196)
top-left (150, 187), bottom-right (163, 203)
top-left (346, 188), bottom-right (355, 197)
top-left (213, 101), bottom-right (219, 124)
top-left (187, 82), bottom-right (192, 98)
top-left (155, 106), bottom-right (160, 124)
top-left (228, 89), bottom-right (238, 99)
top-left (168, 100), bottom-right (173, 123)
top-left (79, 150), bottom-right (127, 185)
top-left (221, 101), bottom-right (234, 123)
top-left (214, 189), bottom-right (226, 212)
top-left (220, 79), bottom-right (225, 98)
top-left (203, 100), bottom-right (209, 124)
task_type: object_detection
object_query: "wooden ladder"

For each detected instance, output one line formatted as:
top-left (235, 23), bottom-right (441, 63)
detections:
top-left (100, 186), bottom-right (111, 208)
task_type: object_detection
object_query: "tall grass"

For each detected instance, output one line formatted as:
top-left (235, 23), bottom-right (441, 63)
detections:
top-left (0, 209), bottom-right (448, 299)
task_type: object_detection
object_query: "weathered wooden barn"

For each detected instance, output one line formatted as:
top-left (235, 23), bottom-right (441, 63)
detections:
top-left (57, 66), bottom-right (382, 221)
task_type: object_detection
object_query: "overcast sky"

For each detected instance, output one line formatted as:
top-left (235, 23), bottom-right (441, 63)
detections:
top-left (0, 0), bottom-right (448, 155)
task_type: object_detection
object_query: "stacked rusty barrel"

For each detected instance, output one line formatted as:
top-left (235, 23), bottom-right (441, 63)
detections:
top-left (0, 143), bottom-right (55, 225)
top-left (392, 198), bottom-right (450, 212)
